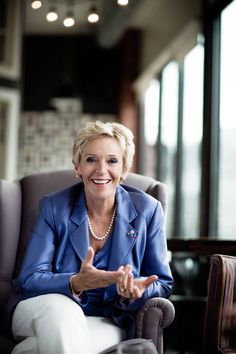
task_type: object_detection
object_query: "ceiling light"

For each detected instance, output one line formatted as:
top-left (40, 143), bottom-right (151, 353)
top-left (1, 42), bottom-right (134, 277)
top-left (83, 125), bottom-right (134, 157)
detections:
top-left (46, 7), bottom-right (58, 22)
top-left (88, 7), bottom-right (99, 23)
top-left (117, 0), bottom-right (129, 6)
top-left (31, 0), bottom-right (42, 9)
top-left (63, 12), bottom-right (75, 27)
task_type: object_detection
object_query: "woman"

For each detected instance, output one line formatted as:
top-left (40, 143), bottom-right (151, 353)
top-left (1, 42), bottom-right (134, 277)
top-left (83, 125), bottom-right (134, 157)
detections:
top-left (11, 121), bottom-right (173, 354)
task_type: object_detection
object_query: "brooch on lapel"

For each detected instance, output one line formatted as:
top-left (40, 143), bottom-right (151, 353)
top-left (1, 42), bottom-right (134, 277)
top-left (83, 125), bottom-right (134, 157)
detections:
top-left (127, 229), bottom-right (138, 239)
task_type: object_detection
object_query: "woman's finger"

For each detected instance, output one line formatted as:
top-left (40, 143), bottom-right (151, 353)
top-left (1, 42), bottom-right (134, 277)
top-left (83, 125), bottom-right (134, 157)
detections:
top-left (132, 286), bottom-right (140, 299)
top-left (143, 275), bottom-right (158, 288)
top-left (124, 264), bottom-right (132, 273)
top-left (127, 273), bottom-right (134, 295)
top-left (117, 265), bottom-right (124, 272)
top-left (83, 247), bottom-right (94, 267)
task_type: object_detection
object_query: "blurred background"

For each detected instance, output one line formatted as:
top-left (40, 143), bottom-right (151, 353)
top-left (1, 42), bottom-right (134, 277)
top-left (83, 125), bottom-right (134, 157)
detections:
top-left (1, 0), bottom-right (236, 352)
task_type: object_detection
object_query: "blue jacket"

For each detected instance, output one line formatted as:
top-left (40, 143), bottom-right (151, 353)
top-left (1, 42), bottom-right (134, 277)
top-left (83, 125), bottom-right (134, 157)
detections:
top-left (10, 183), bottom-right (173, 336)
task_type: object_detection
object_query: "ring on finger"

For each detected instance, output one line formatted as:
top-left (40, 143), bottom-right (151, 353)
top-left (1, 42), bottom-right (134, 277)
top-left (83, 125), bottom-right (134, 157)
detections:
top-left (120, 286), bottom-right (126, 292)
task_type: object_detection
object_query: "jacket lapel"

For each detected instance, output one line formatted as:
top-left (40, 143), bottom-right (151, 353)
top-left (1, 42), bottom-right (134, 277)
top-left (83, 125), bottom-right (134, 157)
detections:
top-left (69, 190), bottom-right (89, 261)
top-left (108, 186), bottom-right (139, 271)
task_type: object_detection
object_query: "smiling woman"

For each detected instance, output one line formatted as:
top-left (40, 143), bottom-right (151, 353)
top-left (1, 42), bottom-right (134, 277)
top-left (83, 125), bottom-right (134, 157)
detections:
top-left (8, 120), bottom-right (173, 354)
top-left (72, 122), bottom-right (135, 252)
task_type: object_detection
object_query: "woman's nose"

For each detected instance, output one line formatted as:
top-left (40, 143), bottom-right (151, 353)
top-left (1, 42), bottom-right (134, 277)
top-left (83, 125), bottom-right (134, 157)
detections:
top-left (96, 160), bottom-right (107, 174)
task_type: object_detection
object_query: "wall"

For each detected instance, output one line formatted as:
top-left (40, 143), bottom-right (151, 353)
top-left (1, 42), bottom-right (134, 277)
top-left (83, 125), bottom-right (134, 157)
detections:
top-left (18, 109), bottom-right (117, 178)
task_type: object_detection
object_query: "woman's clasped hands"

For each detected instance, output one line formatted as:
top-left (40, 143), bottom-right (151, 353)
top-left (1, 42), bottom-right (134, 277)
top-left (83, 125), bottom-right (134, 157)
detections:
top-left (70, 247), bottom-right (158, 299)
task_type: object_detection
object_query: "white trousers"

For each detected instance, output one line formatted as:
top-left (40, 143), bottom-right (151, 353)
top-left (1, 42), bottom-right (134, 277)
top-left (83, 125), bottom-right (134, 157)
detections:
top-left (12, 294), bottom-right (125, 354)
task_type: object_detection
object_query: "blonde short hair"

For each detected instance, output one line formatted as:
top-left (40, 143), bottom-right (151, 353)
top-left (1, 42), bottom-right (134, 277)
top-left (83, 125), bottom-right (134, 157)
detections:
top-left (72, 121), bottom-right (135, 173)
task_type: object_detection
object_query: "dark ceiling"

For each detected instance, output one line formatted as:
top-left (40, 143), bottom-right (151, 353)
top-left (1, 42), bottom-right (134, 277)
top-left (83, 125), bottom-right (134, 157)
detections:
top-left (24, 0), bottom-right (142, 47)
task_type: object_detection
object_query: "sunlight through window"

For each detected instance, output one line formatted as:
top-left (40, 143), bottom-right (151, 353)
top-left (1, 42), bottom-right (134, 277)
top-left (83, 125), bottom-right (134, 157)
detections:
top-left (218, 0), bottom-right (236, 238)
top-left (182, 44), bottom-right (204, 237)
top-left (160, 61), bottom-right (179, 237)
top-left (144, 79), bottom-right (160, 146)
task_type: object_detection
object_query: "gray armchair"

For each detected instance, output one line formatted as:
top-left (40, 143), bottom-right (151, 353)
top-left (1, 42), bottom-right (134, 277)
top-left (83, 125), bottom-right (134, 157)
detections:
top-left (0, 170), bottom-right (175, 354)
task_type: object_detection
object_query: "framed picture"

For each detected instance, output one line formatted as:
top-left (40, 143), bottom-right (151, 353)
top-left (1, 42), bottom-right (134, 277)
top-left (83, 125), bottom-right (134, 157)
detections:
top-left (0, 87), bottom-right (20, 180)
top-left (0, 0), bottom-right (22, 80)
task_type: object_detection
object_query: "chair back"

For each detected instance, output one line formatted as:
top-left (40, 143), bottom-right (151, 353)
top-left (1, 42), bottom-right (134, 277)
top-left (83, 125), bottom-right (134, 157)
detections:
top-left (203, 254), bottom-right (236, 354)
top-left (0, 180), bottom-right (21, 312)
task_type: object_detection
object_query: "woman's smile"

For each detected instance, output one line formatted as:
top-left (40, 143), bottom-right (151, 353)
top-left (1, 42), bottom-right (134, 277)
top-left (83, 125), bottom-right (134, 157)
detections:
top-left (91, 179), bottom-right (111, 185)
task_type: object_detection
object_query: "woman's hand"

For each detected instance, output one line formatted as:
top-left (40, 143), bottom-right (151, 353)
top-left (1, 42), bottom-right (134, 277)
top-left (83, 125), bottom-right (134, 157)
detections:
top-left (116, 264), bottom-right (158, 299)
top-left (71, 247), bottom-right (124, 293)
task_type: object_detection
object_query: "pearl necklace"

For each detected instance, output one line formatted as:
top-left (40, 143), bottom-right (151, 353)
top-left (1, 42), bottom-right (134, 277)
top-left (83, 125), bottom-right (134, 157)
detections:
top-left (87, 205), bottom-right (116, 241)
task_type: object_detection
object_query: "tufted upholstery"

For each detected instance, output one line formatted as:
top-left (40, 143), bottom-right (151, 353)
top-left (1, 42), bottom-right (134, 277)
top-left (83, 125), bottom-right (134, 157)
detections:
top-left (203, 254), bottom-right (236, 354)
top-left (0, 170), bottom-right (174, 354)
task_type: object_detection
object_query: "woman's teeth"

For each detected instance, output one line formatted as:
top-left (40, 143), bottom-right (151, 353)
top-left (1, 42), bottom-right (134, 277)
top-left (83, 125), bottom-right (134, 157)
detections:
top-left (92, 179), bottom-right (110, 184)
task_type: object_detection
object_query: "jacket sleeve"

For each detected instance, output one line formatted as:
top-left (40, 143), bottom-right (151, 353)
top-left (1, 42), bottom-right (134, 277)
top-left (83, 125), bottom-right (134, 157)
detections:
top-left (13, 196), bottom-right (74, 299)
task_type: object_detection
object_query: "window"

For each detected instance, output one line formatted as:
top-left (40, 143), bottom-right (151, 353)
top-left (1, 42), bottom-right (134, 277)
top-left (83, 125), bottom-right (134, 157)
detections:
top-left (139, 2), bottom-right (236, 240)
top-left (143, 79), bottom-right (160, 178)
top-left (141, 42), bottom-right (204, 238)
top-left (144, 79), bottom-right (160, 146)
top-left (159, 61), bottom-right (179, 237)
top-left (218, 0), bottom-right (236, 238)
top-left (181, 43), bottom-right (204, 237)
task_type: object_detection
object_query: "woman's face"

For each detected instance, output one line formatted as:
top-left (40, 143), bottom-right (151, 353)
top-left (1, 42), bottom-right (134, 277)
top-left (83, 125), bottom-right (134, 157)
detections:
top-left (75, 137), bottom-right (126, 203)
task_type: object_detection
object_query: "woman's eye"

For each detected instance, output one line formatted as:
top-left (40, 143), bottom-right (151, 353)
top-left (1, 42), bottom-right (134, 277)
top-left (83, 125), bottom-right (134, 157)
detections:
top-left (86, 156), bottom-right (96, 163)
top-left (108, 158), bottom-right (118, 164)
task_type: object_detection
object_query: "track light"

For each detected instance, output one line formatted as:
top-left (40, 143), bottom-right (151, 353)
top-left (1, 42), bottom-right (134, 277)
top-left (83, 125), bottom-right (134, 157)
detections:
top-left (63, 12), bottom-right (75, 27)
top-left (88, 6), bottom-right (99, 23)
top-left (30, 0), bottom-right (131, 29)
top-left (117, 0), bottom-right (129, 6)
top-left (31, 0), bottom-right (42, 9)
top-left (46, 7), bottom-right (58, 22)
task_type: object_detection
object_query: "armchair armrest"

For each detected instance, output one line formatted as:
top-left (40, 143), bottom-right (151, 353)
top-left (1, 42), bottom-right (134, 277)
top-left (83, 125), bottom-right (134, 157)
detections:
top-left (135, 297), bottom-right (175, 354)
